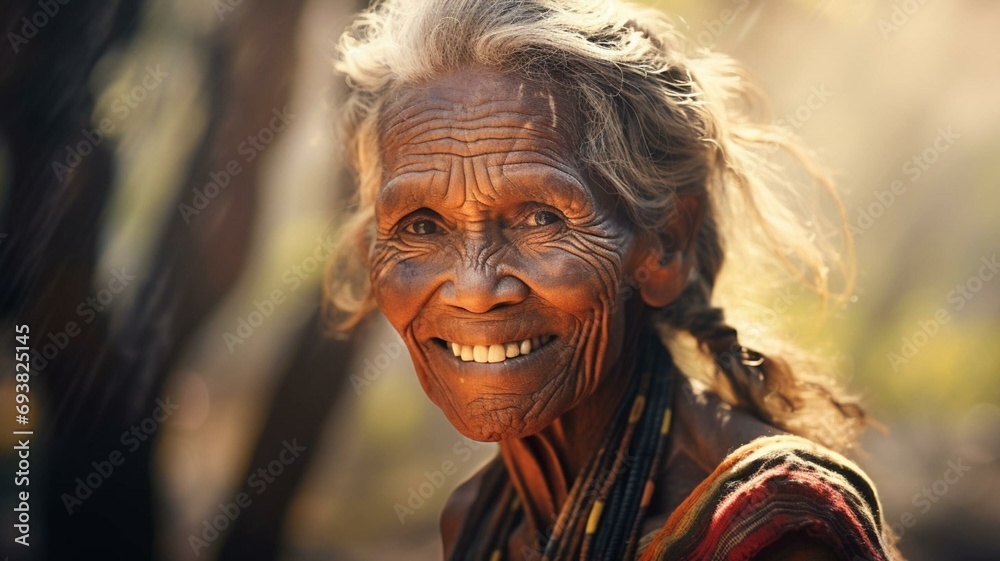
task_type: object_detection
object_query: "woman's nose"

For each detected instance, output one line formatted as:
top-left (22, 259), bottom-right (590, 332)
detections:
top-left (438, 258), bottom-right (530, 314)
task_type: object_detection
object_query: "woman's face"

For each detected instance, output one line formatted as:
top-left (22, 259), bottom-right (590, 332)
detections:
top-left (370, 68), bottom-right (650, 441)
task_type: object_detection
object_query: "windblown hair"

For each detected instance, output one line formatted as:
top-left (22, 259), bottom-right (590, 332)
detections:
top-left (326, 0), bottom-right (865, 450)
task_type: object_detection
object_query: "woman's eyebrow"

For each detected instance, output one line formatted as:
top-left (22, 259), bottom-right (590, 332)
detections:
top-left (378, 161), bottom-right (591, 210)
top-left (494, 163), bottom-right (593, 208)
top-left (376, 168), bottom-right (449, 214)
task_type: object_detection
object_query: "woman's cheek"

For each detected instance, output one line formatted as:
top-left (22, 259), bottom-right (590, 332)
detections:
top-left (372, 257), bottom-right (434, 331)
top-left (528, 246), bottom-right (623, 314)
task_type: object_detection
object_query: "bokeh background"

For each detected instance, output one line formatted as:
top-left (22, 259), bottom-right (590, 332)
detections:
top-left (1, 0), bottom-right (999, 560)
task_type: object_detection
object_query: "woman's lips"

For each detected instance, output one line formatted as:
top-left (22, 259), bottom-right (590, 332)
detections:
top-left (435, 335), bottom-right (555, 364)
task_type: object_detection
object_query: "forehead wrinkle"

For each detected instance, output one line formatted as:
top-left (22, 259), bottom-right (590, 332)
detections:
top-left (390, 162), bottom-right (450, 177)
top-left (391, 91), bottom-right (535, 116)
top-left (386, 112), bottom-right (559, 147)
top-left (462, 157), bottom-right (481, 206)
top-left (394, 143), bottom-right (568, 162)
top-left (380, 147), bottom-right (592, 217)
top-left (386, 146), bottom-right (576, 191)
top-left (378, 70), bottom-right (588, 222)
top-left (446, 155), bottom-right (469, 210)
top-left (377, 156), bottom-right (592, 226)
top-left (381, 78), bottom-right (568, 133)
top-left (386, 112), bottom-right (564, 154)
top-left (405, 125), bottom-right (562, 148)
top-left (382, 114), bottom-right (568, 167)
top-left (385, 149), bottom-right (575, 187)
top-left (387, 102), bottom-right (557, 131)
top-left (382, 96), bottom-right (562, 141)
top-left (472, 148), bottom-right (504, 205)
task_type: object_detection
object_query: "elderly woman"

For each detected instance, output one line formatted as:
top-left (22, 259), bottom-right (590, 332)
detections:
top-left (327, 1), bottom-right (903, 559)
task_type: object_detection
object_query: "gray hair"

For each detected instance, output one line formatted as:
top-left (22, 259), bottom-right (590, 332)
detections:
top-left (326, 0), bottom-right (864, 450)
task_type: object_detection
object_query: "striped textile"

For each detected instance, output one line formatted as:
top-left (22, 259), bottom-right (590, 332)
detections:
top-left (637, 434), bottom-right (903, 560)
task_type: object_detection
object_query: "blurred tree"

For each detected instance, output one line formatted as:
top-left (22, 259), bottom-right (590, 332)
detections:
top-left (1, 0), bottom-right (364, 559)
top-left (1, 2), bottom-right (150, 558)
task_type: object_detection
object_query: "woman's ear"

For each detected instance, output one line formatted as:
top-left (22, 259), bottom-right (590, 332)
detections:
top-left (632, 192), bottom-right (705, 308)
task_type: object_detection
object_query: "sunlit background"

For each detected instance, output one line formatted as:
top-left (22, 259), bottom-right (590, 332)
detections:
top-left (1, 1), bottom-right (999, 560)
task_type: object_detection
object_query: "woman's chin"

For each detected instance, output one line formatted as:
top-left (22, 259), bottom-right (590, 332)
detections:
top-left (442, 401), bottom-right (560, 443)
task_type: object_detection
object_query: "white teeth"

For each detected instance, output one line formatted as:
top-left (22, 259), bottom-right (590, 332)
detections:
top-left (446, 337), bottom-right (552, 363)
top-left (473, 345), bottom-right (489, 363)
top-left (519, 339), bottom-right (532, 355)
top-left (488, 344), bottom-right (506, 363)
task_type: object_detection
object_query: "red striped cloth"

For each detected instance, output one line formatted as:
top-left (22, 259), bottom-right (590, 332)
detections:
top-left (637, 435), bottom-right (903, 560)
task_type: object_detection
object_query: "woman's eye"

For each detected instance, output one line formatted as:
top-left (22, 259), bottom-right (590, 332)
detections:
top-left (404, 219), bottom-right (439, 235)
top-left (527, 210), bottom-right (561, 227)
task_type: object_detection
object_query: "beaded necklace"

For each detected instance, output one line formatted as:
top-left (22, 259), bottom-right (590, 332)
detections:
top-left (449, 328), bottom-right (674, 560)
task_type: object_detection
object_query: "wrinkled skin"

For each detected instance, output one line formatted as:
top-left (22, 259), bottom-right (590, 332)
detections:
top-left (372, 68), bottom-right (650, 443)
top-left (369, 67), bottom-right (830, 560)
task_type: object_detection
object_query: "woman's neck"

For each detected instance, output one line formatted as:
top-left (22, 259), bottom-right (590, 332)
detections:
top-left (497, 320), bottom-right (646, 547)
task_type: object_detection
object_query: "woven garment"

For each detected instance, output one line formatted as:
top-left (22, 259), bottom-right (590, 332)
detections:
top-left (637, 434), bottom-right (904, 561)
top-left (446, 331), bottom-right (903, 560)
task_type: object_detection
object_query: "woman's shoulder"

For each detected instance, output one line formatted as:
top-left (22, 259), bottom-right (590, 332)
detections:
top-left (440, 458), bottom-right (494, 560)
top-left (441, 454), bottom-right (517, 559)
top-left (640, 381), bottom-right (903, 560)
top-left (647, 376), bottom-right (781, 523)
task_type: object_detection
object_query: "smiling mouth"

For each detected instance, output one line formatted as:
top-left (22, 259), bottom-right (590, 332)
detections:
top-left (433, 335), bottom-right (555, 364)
